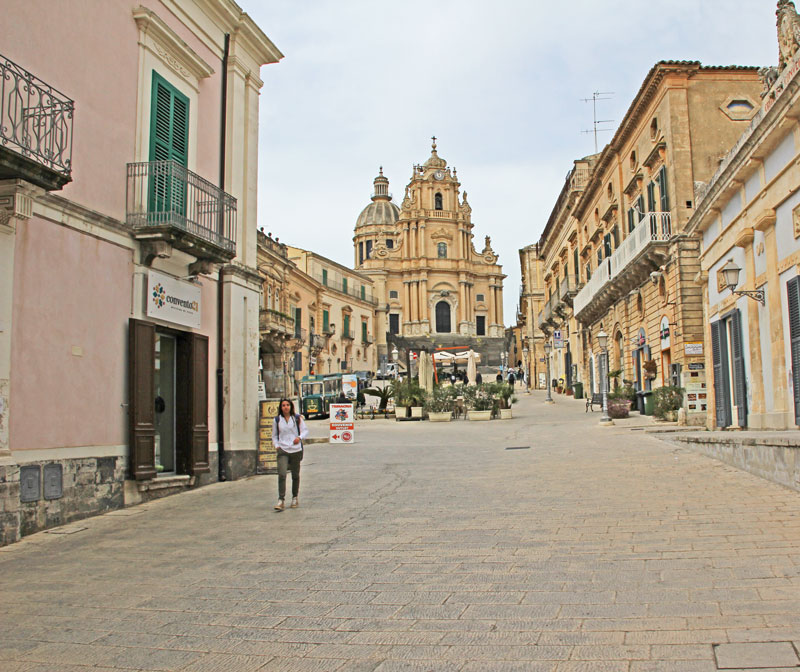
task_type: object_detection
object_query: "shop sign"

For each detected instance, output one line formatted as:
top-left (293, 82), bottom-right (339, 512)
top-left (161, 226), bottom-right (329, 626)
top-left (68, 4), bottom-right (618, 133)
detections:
top-left (659, 316), bottom-right (671, 348)
top-left (257, 400), bottom-right (281, 474)
top-left (146, 269), bottom-right (201, 329)
top-left (553, 330), bottom-right (563, 349)
top-left (330, 403), bottom-right (354, 443)
top-left (257, 382), bottom-right (267, 401)
top-left (685, 342), bottom-right (703, 356)
top-left (688, 362), bottom-right (705, 371)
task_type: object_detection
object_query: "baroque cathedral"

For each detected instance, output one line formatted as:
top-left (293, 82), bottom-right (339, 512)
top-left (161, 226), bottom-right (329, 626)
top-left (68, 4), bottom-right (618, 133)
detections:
top-left (353, 139), bottom-right (506, 369)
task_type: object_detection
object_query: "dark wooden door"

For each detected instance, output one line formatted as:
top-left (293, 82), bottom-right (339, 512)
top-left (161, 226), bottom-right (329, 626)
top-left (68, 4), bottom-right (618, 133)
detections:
top-left (128, 319), bottom-right (157, 480)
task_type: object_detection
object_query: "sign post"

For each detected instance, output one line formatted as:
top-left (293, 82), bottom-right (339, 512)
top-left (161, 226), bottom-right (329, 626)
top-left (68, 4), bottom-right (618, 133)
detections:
top-left (256, 400), bottom-right (280, 474)
top-left (329, 403), bottom-right (355, 444)
top-left (342, 374), bottom-right (358, 400)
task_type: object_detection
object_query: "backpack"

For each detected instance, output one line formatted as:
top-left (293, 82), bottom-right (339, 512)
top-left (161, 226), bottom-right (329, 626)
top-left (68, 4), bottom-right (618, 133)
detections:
top-left (274, 414), bottom-right (302, 441)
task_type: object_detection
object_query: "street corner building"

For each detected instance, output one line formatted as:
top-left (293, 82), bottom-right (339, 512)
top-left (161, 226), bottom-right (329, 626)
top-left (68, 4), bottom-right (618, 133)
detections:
top-left (352, 141), bottom-right (507, 369)
top-left (519, 59), bottom-right (764, 418)
top-left (688, 0), bottom-right (800, 432)
top-left (0, 0), bottom-right (283, 545)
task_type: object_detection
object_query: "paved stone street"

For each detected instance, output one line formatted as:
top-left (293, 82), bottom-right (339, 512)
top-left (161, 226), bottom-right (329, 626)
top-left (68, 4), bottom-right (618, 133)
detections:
top-left (2, 392), bottom-right (800, 671)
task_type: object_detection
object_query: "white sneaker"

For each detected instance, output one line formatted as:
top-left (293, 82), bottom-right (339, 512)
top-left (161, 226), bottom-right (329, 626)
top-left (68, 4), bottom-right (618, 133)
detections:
top-left (274, 499), bottom-right (284, 511)
top-left (290, 497), bottom-right (299, 508)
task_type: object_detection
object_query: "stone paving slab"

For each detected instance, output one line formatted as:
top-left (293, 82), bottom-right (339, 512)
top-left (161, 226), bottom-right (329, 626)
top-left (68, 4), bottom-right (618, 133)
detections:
top-left (1, 391), bottom-right (800, 669)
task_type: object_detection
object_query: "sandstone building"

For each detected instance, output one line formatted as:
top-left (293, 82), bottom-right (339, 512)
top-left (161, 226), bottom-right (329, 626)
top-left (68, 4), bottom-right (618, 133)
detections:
top-left (353, 141), bottom-right (506, 369)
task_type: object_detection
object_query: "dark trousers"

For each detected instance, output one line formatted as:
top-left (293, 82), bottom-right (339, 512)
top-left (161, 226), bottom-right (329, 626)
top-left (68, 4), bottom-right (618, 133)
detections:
top-left (277, 450), bottom-right (302, 500)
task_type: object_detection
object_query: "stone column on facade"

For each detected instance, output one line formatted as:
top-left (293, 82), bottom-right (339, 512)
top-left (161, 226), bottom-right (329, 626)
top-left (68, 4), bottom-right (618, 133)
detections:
top-left (419, 223), bottom-right (426, 259)
top-left (403, 280), bottom-right (412, 333)
top-left (488, 282), bottom-right (496, 333)
top-left (736, 226), bottom-right (767, 423)
top-left (458, 276), bottom-right (467, 332)
top-left (420, 274), bottom-right (429, 333)
top-left (756, 209), bottom-right (790, 425)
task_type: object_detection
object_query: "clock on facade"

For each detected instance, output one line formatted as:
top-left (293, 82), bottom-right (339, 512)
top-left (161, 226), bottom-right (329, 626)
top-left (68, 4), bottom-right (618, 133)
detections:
top-left (433, 170), bottom-right (445, 180)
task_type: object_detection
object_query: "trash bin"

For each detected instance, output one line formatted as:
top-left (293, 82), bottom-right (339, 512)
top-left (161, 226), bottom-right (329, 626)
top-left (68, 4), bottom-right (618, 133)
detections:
top-left (572, 382), bottom-right (584, 399)
top-left (637, 390), bottom-right (655, 415)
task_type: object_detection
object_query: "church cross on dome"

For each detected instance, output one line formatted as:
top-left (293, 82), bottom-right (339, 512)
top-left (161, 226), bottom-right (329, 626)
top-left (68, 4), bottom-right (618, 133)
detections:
top-left (431, 135), bottom-right (437, 150)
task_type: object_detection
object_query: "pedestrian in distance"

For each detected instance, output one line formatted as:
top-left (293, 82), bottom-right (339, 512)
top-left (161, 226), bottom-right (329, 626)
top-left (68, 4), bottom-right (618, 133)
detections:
top-left (508, 370), bottom-right (516, 387)
top-left (475, 371), bottom-right (483, 385)
top-left (496, 371), bottom-right (503, 383)
top-left (272, 398), bottom-right (308, 511)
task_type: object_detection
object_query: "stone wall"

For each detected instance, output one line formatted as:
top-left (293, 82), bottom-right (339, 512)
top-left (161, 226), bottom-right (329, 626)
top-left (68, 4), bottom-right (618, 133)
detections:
top-left (670, 434), bottom-right (800, 492)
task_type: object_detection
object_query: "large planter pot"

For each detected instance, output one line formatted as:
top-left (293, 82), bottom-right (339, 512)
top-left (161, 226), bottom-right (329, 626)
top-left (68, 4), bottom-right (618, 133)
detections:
top-left (499, 408), bottom-right (513, 420)
top-left (608, 399), bottom-right (632, 419)
top-left (395, 406), bottom-right (408, 419)
top-left (468, 410), bottom-right (492, 421)
top-left (410, 406), bottom-right (423, 419)
top-left (428, 411), bottom-right (452, 422)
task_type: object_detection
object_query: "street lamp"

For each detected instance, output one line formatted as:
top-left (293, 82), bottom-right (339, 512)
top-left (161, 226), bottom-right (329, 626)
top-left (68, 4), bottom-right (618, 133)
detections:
top-left (522, 346), bottom-right (530, 393)
top-left (500, 351), bottom-right (506, 374)
top-left (597, 330), bottom-right (613, 426)
top-left (544, 342), bottom-right (554, 404)
top-left (720, 259), bottom-right (765, 305)
top-left (391, 346), bottom-right (399, 379)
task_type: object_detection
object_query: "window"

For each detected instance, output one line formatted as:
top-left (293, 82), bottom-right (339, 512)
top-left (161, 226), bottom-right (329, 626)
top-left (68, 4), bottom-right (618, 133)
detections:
top-left (603, 233), bottom-right (612, 258)
top-left (435, 301), bottom-right (451, 333)
top-left (585, 261), bottom-right (592, 281)
top-left (366, 240), bottom-right (373, 259)
top-left (322, 309), bottom-right (330, 333)
top-left (711, 310), bottom-right (746, 428)
top-left (294, 307), bottom-right (302, 337)
top-left (343, 314), bottom-right (350, 337)
top-left (149, 72), bottom-right (189, 215)
top-left (476, 315), bottom-right (486, 336)
top-left (362, 321), bottom-right (368, 342)
top-left (275, 289), bottom-right (280, 311)
top-left (358, 242), bottom-right (363, 265)
top-left (268, 286), bottom-right (273, 310)
top-left (650, 117), bottom-right (658, 140)
top-left (342, 277), bottom-right (347, 293)
top-left (360, 285), bottom-right (366, 300)
top-left (434, 192), bottom-right (443, 210)
top-left (787, 277), bottom-right (800, 423)
top-left (476, 293), bottom-right (485, 302)
top-left (597, 247), bottom-right (603, 265)
top-left (627, 208), bottom-right (636, 233)
top-left (629, 151), bottom-right (637, 170)
top-left (573, 249), bottom-right (579, 282)
top-left (389, 313), bottom-right (400, 335)
top-left (389, 290), bottom-right (398, 299)
top-left (386, 238), bottom-right (394, 249)
top-left (437, 242), bottom-right (447, 258)
top-left (322, 269), bottom-right (328, 286)
top-left (612, 226), bottom-right (619, 248)
top-left (607, 182), bottom-right (613, 199)
top-left (647, 181), bottom-right (656, 213)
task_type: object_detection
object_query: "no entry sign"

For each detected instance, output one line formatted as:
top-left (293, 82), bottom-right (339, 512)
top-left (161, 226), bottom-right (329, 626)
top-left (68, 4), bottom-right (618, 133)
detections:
top-left (329, 403), bottom-right (355, 444)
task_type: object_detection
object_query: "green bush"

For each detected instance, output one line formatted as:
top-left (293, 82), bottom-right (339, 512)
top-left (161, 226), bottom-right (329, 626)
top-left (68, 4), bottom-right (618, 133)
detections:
top-left (390, 377), bottom-right (427, 407)
top-left (462, 384), bottom-right (494, 411)
top-left (424, 385), bottom-right (456, 413)
top-left (609, 384), bottom-right (636, 403)
top-left (653, 385), bottom-right (684, 419)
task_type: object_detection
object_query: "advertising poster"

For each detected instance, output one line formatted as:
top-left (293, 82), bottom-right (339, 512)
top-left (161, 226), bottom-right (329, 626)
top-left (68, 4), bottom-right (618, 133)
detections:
top-left (330, 403), bottom-right (355, 443)
top-left (257, 400), bottom-right (280, 474)
top-left (342, 374), bottom-right (358, 400)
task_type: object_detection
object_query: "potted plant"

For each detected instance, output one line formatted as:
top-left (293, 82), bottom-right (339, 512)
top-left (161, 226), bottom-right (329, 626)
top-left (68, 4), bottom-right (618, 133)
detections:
top-left (464, 384), bottom-right (494, 421)
top-left (653, 385), bottom-right (684, 421)
top-left (492, 382), bottom-right (515, 419)
top-left (391, 379), bottom-right (411, 420)
top-left (406, 377), bottom-right (426, 418)
top-left (425, 385), bottom-right (455, 422)
top-left (363, 384), bottom-right (393, 416)
top-left (607, 384), bottom-right (636, 419)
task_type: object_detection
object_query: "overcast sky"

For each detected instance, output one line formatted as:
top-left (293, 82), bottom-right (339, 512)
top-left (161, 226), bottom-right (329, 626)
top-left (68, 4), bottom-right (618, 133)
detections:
top-left (244, 0), bottom-right (778, 324)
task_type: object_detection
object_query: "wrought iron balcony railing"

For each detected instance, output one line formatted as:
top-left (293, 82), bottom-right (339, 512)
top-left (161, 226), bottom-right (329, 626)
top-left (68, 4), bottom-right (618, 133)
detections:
top-left (310, 333), bottom-right (326, 350)
top-left (341, 328), bottom-right (355, 340)
top-left (0, 53), bottom-right (74, 190)
top-left (126, 160), bottom-right (236, 259)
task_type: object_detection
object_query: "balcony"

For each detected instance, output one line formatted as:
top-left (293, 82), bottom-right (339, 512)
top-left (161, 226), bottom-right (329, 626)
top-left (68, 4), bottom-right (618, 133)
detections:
top-left (0, 54), bottom-right (74, 191)
top-left (126, 160), bottom-right (236, 263)
top-left (289, 327), bottom-right (307, 350)
top-left (341, 328), bottom-right (355, 341)
top-left (310, 333), bottom-right (325, 351)
top-left (573, 212), bottom-right (672, 324)
top-left (362, 333), bottom-right (373, 345)
top-left (259, 309), bottom-right (294, 337)
top-left (558, 274), bottom-right (583, 308)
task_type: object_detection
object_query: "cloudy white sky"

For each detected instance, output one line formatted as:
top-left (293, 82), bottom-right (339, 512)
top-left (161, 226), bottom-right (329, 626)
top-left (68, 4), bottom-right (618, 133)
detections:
top-left (244, 0), bottom-right (778, 324)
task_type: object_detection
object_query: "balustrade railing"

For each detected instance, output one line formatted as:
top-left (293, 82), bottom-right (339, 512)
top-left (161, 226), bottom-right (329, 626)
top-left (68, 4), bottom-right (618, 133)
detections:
top-left (0, 53), bottom-right (74, 182)
top-left (573, 212), bottom-right (672, 317)
top-left (126, 160), bottom-right (236, 255)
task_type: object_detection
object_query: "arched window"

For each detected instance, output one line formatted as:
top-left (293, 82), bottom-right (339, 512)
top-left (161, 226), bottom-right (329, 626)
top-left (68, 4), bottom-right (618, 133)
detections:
top-left (434, 192), bottom-right (443, 210)
top-left (275, 288), bottom-right (280, 311)
top-left (437, 242), bottom-right (447, 258)
top-left (435, 301), bottom-right (451, 333)
top-left (268, 286), bottom-right (273, 310)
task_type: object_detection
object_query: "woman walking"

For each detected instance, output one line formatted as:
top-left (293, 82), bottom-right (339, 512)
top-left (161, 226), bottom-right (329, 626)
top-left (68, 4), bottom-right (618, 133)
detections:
top-left (272, 398), bottom-right (309, 511)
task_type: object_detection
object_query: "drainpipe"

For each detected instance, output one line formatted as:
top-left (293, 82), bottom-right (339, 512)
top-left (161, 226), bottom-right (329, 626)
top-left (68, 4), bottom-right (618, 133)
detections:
top-left (216, 33), bottom-right (230, 482)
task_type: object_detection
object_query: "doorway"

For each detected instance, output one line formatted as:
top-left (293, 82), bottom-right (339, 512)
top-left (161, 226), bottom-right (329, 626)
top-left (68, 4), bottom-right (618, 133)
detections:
top-left (154, 333), bottom-right (177, 473)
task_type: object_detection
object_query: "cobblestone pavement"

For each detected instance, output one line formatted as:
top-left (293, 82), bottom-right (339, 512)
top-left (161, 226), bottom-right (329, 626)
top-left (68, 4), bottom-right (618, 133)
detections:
top-left (2, 391), bottom-right (800, 671)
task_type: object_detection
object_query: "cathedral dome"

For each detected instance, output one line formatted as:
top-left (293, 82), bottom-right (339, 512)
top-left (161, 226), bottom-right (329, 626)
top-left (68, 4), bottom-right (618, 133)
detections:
top-left (355, 168), bottom-right (400, 229)
top-left (355, 200), bottom-right (400, 229)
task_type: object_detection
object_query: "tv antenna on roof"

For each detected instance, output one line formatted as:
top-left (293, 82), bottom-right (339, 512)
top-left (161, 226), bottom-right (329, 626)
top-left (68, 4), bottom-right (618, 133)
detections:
top-left (581, 91), bottom-right (615, 153)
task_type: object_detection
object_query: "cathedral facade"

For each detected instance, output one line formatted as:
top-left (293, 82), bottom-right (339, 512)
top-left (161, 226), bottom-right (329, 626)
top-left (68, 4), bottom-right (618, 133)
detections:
top-left (353, 140), bottom-right (506, 369)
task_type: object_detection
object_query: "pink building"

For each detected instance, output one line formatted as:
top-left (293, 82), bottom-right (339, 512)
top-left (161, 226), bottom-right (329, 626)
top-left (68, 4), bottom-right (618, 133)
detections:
top-left (0, 0), bottom-right (282, 545)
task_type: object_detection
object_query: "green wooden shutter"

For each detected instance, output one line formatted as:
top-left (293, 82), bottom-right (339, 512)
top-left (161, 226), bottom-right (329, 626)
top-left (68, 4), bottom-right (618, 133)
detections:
top-left (729, 309), bottom-right (747, 428)
top-left (361, 285), bottom-right (366, 300)
top-left (362, 321), bottom-right (367, 342)
top-left (149, 72), bottom-right (189, 217)
top-left (342, 278), bottom-right (348, 294)
top-left (646, 182), bottom-right (655, 213)
top-left (322, 269), bottom-right (328, 286)
top-left (787, 276), bottom-right (800, 424)
top-left (322, 310), bottom-right (329, 333)
top-left (343, 314), bottom-right (350, 337)
top-left (711, 320), bottom-right (731, 428)
top-left (627, 208), bottom-right (635, 233)
top-left (658, 166), bottom-right (669, 211)
top-left (573, 249), bottom-right (579, 282)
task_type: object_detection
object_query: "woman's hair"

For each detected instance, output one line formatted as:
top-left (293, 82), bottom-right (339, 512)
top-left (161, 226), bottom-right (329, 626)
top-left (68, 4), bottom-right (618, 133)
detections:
top-left (279, 398), bottom-right (295, 417)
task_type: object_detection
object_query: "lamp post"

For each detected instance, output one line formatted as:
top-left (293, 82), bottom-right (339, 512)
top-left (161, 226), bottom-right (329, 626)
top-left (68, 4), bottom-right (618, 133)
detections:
top-left (391, 346), bottom-right (399, 380)
top-left (544, 342), bottom-right (554, 404)
top-left (500, 351), bottom-right (506, 374)
top-left (522, 345), bottom-right (530, 393)
top-left (597, 330), bottom-right (613, 426)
